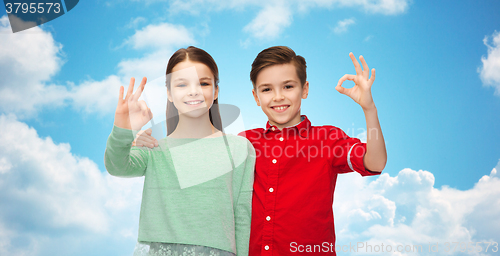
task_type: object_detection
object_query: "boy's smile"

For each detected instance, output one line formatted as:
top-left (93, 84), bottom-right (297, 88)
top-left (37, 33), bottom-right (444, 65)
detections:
top-left (252, 63), bottom-right (309, 129)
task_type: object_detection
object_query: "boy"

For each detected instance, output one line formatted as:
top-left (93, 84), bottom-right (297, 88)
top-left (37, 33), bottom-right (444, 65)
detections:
top-left (239, 46), bottom-right (387, 255)
top-left (132, 46), bottom-right (387, 255)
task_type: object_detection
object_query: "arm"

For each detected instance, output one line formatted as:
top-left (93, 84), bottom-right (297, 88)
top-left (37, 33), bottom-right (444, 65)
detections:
top-left (105, 77), bottom-right (152, 177)
top-left (104, 125), bottom-right (148, 177)
top-left (336, 53), bottom-right (387, 172)
top-left (233, 140), bottom-right (256, 255)
top-left (362, 107), bottom-right (386, 172)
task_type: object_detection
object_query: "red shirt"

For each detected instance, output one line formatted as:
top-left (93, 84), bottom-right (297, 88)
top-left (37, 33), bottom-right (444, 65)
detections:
top-left (239, 115), bottom-right (381, 256)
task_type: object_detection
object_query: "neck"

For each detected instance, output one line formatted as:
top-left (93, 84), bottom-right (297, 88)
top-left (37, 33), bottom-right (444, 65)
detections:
top-left (170, 111), bottom-right (218, 138)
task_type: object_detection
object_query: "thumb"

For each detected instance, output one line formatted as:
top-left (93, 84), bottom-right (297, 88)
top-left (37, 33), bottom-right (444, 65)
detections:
top-left (336, 84), bottom-right (346, 95)
top-left (148, 108), bottom-right (153, 120)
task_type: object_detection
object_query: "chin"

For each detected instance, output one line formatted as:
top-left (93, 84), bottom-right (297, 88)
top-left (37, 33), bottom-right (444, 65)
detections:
top-left (180, 108), bottom-right (209, 119)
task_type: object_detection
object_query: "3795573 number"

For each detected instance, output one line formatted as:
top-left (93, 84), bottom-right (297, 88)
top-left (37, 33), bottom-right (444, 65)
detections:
top-left (5, 2), bottom-right (61, 14)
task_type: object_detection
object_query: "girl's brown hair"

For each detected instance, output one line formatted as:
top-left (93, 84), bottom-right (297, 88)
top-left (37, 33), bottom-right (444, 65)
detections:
top-left (165, 46), bottom-right (222, 135)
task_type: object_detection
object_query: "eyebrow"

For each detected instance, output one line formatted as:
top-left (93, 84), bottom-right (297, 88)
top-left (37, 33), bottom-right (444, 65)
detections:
top-left (257, 83), bottom-right (272, 89)
top-left (283, 79), bottom-right (298, 84)
top-left (173, 78), bottom-right (187, 82)
top-left (199, 77), bottom-right (212, 81)
top-left (257, 80), bottom-right (298, 88)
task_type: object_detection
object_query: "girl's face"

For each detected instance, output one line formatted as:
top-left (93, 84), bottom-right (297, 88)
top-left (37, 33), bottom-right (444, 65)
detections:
top-left (167, 60), bottom-right (218, 119)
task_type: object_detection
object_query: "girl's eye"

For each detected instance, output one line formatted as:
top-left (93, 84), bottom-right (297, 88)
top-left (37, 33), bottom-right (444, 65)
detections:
top-left (177, 83), bottom-right (186, 87)
top-left (262, 88), bottom-right (270, 92)
top-left (201, 82), bottom-right (210, 86)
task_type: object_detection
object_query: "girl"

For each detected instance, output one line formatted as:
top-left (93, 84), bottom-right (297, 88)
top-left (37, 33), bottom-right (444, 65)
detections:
top-left (105, 46), bottom-right (255, 256)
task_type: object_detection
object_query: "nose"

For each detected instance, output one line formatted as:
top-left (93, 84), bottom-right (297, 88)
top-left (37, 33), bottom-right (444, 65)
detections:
top-left (188, 82), bottom-right (202, 96)
top-left (273, 89), bottom-right (285, 101)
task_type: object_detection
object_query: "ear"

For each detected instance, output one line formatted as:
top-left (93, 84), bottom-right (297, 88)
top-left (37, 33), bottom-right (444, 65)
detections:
top-left (167, 89), bottom-right (173, 103)
top-left (214, 85), bottom-right (219, 101)
top-left (302, 81), bottom-right (309, 99)
top-left (252, 89), bottom-right (261, 106)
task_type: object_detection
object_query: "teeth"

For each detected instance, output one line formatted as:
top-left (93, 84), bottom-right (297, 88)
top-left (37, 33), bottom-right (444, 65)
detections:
top-left (274, 106), bottom-right (288, 111)
top-left (186, 101), bottom-right (203, 105)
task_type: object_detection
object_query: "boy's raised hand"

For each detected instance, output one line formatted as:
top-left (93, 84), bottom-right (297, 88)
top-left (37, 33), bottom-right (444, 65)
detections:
top-left (132, 128), bottom-right (159, 148)
top-left (114, 77), bottom-right (153, 130)
top-left (336, 52), bottom-right (376, 111)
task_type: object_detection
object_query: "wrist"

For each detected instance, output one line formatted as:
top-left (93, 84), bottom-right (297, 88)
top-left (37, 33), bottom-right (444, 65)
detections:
top-left (114, 115), bottom-right (132, 130)
top-left (362, 103), bottom-right (377, 113)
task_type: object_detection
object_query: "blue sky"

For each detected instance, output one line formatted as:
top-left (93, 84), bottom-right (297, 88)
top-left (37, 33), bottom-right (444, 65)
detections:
top-left (1, 0), bottom-right (500, 255)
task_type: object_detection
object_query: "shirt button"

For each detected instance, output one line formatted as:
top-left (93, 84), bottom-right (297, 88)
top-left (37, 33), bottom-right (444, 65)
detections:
top-left (272, 159), bottom-right (277, 164)
top-left (279, 137), bottom-right (284, 141)
top-left (271, 127), bottom-right (275, 131)
top-left (269, 188), bottom-right (274, 192)
top-left (266, 216), bottom-right (271, 221)
top-left (265, 245), bottom-right (270, 250)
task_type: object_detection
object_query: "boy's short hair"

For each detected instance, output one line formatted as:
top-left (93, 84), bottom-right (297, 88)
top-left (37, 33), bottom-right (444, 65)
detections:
top-left (250, 46), bottom-right (307, 89)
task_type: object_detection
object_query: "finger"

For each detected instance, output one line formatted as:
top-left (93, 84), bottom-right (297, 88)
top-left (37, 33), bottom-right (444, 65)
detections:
top-left (131, 77), bottom-right (147, 102)
top-left (138, 134), bottom-right (155, 144)
top-left (138, 100), bottom-right (149, 115)
top-left (360, 55), bottom-right (369, 78)
top-left (137, 135), bottom-right (157, 148)
top-left (125, 78), bottom-right (135, 101)
top-left (144, 128), bottom-right (158, 146)
top-left (369, 68), bottom-right (376, 83)
top-left (133, 137), bottom-right (147, 148)
top-left (118, 86), bottom-right (124, 102)
top-left (148, 108), bottom-right (153, 120)
top-left (337, 74), bottom-right (356, 87)
top-left (335, 84), bottom-right (352, 97)
top-left (335, 84), bottom-right (346, 94)
top-left (349, 52), bottom-right (362, 75)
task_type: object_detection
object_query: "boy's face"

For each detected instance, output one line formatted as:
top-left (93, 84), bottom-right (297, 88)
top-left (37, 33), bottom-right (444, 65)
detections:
top-left (252, 63), bottom-right (309, 129)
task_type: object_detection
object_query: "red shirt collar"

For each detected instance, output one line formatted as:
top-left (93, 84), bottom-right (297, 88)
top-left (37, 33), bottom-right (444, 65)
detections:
top-left (265, 115), bottom-right (310, 138)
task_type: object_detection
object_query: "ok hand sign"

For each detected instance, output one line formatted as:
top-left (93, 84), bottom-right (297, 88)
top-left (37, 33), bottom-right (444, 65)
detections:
top-left (114, 77), bottom-right (153, 130)
top-left (336, 53), bottom-right (376, 111)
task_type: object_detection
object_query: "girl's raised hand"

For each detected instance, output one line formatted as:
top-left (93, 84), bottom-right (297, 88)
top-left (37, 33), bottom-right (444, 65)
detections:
top-left (336, 53), bottom-right (376, 111)
top-left (114, 77), bottom-right (153, 130)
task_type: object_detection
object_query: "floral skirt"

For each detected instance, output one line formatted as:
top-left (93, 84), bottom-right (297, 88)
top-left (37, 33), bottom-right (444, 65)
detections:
top-left (133, 241), bottom-right (236, 256)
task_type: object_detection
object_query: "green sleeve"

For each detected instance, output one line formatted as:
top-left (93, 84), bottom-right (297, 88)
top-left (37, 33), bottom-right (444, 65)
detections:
top-left (104, 125), bottom-right (148, 177)
top-left (234, 140), bottom-right (256, 255)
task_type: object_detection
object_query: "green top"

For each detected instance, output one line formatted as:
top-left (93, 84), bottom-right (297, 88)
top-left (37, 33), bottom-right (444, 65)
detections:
top-left (104, 125), bottom-right (255, 255)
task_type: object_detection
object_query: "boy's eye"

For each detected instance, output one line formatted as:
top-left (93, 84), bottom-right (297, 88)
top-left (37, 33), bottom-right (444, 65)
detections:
top-left (284, 85), bottom-right (293, 89)
top-left (177, 83), bottom-right (186, 87)
top-left (261, 88), bottom-right (270, 92)
top-left (201, 82), bottom-right (210, 86)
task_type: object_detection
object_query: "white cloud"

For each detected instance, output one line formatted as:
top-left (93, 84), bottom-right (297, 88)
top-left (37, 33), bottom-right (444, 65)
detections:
top-left (333, 18), bottom-right (356, 34)
top-left (0, 114), bottom-right (144, 255)
top-left (0, 16), bottom-right (68, 117)
top-left (152, 0), bottom-right (410, 40)
top-left (125, 23), bottom-right (194, 51)
top-left (243, 3), bottom-right (293, 40)
top-left (1, 112), bottom-right (499, 255)
top-left (334, 0), bottom-right (410, 15)
top-left (479, 31), bottom-right (500, 96)
top-left (334, 164), bottom-right (500, 255)
top-left (126, 16), bottom-right (147, 29)
top-left (0, 16), bottom-right (195, 117)
top-left (68, 75), bottom-right (124, 115)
